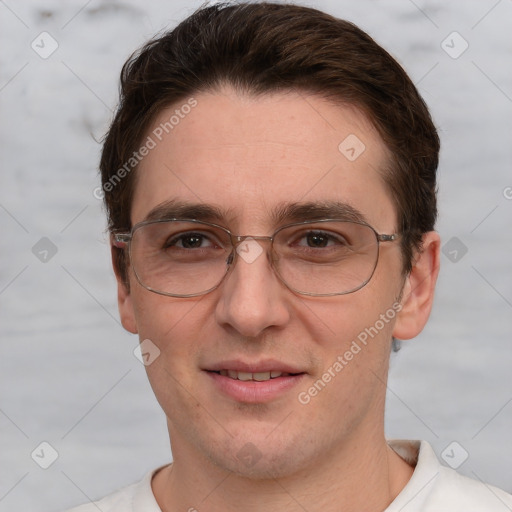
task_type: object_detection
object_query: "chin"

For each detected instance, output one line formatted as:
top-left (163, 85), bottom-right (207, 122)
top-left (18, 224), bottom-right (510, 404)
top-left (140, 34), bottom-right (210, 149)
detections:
top-left (204, 432), bottom-right (315, 480)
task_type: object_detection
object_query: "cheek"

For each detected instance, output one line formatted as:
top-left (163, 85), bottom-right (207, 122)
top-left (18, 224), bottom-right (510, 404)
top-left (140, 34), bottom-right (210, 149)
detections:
top-left (295, 280), bottom-right (398, 399)
top-left (130, 290), bottom-right (206, 368)
top-left (298, 286), bottom-right (397, 348)
top-left (131, 294), bottom-right (207, 409)
top-left (297, 301), bottom-right (394, 425)
top-left (132, 287), bottom-right (193, 335)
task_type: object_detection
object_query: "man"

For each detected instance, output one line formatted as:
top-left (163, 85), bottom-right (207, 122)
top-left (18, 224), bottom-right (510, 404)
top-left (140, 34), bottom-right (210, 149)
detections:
top-left (67, 2), bottom-right (512, 510)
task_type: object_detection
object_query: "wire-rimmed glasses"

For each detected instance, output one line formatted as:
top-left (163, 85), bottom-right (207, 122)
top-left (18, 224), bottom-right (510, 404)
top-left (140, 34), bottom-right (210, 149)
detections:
top-left (113, 218), bottom-right (399, 297)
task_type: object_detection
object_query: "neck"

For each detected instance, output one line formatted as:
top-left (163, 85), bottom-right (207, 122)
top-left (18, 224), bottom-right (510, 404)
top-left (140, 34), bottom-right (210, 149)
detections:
top-left (152, 427), bottom-right (414, 512)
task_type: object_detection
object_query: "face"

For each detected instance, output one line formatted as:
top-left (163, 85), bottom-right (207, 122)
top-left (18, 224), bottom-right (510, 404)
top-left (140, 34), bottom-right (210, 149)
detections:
top-left (116, 86), bottom-right (433, 478)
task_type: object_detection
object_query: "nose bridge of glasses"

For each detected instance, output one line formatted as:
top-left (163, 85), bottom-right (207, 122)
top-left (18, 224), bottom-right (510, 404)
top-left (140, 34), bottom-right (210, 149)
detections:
top-left (233, 234), bottom-right (274, 245)
top-left (228, 234), bottom-right (276, 268)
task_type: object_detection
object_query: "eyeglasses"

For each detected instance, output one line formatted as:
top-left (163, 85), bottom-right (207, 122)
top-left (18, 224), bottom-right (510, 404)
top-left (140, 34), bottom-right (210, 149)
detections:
top-left (113, 218), bottom-right (399, 297)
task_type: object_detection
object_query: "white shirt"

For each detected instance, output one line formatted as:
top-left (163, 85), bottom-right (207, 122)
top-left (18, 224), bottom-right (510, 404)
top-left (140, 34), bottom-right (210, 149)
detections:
top-left (65, 440), bottom-right (512, 511)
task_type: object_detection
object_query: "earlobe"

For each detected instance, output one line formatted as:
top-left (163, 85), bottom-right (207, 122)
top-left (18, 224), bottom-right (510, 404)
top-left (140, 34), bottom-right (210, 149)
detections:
top-left (117, 279), bottom-right (138, 334)
top-left (392, 231), bottom-right (440, 340)
top-left (111, 241), bottom-right (138, 334)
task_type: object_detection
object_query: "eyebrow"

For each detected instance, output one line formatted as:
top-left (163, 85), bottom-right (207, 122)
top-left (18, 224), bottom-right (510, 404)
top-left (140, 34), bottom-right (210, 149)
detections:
top-left (143, 200), bottom-right (228, 224)
top-left (141, 199), bottom-right (368, 227)
top-left (271, 201), bottom-right (368, 225)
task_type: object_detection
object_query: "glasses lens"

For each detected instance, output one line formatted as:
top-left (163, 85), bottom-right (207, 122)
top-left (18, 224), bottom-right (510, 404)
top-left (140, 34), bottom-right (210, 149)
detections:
top-left (273, 221), bottom-right (378, 295)
top-left (130, 221), bottom-right (231, 296)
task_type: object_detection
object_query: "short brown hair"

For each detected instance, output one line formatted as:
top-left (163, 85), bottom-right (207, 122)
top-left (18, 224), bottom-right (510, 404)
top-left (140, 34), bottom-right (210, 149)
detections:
top-left (100, 1), bottom-right (439, 284)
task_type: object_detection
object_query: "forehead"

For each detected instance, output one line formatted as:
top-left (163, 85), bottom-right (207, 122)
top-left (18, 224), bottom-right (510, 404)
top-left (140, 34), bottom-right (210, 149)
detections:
top-left (132, 87), bottom-right (396, 231)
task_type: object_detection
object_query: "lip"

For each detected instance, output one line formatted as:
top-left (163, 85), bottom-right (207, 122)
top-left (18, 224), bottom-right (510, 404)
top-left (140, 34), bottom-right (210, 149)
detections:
top-left (203, 359), bottom-right (307, 403)
top-left (205, 371), bottom-right (306, 403)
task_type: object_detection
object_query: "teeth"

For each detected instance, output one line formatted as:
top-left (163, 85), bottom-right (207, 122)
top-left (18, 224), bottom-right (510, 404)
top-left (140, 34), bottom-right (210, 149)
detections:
top-left (253, 372), bottom-right (271, 381)
top-left (218, 370), bottom-right (289, 381)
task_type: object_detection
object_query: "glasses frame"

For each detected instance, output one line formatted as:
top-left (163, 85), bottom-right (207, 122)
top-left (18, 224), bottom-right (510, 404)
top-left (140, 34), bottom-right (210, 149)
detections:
top-left (113, 218), bottom-right (400, 298)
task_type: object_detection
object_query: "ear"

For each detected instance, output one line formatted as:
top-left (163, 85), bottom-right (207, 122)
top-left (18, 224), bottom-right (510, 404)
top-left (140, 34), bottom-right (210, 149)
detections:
top-left (111, 239), bottom-right (138, 334)
top-left (393, 231), bottom-right (440, 340)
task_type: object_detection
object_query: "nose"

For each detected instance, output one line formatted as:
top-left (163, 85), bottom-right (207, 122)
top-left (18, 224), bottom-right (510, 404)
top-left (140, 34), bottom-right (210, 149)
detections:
top-left (214, 238), bottom-right (291, 338)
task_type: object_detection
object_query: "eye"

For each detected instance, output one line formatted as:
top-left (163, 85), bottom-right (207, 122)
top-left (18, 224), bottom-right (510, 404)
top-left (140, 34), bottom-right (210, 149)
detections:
top-left (165, 231), bottom-right (217, 249)
top-left (296, 230), bottom-right (347, 248)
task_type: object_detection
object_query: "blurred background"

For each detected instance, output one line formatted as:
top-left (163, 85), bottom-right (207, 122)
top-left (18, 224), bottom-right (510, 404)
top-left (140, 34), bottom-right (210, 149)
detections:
top-left (0, 0), bottom-right (511, 510)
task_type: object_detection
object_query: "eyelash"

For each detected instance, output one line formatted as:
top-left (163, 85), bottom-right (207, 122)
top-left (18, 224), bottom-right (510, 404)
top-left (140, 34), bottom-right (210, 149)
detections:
top-left (165, 232), bottom-right (220, 249)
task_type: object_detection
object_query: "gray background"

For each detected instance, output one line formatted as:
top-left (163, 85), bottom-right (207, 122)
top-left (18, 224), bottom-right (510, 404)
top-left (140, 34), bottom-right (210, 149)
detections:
top-left (0, 0), bottom-right (511, 510)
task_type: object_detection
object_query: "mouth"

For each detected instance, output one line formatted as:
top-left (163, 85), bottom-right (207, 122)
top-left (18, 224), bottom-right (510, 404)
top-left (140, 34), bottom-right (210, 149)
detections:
top-left (211, 370), bottom-right (300, 381)
top-left (203, 360), bottom-right (306, 403)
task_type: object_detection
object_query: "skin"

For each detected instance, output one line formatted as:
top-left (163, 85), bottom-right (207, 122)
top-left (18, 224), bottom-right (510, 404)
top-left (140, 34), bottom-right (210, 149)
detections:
top-left (114, 86), bottom-right (440, 511)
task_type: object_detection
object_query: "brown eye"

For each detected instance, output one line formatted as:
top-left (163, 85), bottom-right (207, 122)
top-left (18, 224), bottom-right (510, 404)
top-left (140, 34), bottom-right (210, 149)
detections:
top-left (306, 232), bottom-right (330, 247)
top-left (295, 230), bottom-right (346, 249)
top-left (179, 234), bottom-right (205, 248)
top-left (165, 232), bottom-right (215, 249)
